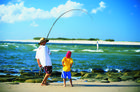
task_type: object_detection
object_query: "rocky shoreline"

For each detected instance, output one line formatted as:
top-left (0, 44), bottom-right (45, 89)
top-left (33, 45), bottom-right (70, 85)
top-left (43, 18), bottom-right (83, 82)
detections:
top-left (0, 68), bottom-right (140, 84)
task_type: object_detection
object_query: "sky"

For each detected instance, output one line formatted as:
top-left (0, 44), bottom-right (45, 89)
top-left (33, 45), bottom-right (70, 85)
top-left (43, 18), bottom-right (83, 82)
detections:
top-left (0, 0), bottom-right (140, 41)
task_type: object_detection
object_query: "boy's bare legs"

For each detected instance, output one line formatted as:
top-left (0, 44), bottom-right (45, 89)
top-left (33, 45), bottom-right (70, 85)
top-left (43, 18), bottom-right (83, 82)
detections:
top-left (63, 79), bottom-right (66, 87)
top-left (70, 79), bottom-right (73, 87)
top-left (41, 73), bottom-right (51, 86)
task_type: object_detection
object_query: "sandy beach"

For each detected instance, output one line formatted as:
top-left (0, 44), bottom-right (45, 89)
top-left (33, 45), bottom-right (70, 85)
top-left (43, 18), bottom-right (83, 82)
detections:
top-left (1, 40), bottom-right (140, 45)
top-left (0, 80), bottom-right (140, 92)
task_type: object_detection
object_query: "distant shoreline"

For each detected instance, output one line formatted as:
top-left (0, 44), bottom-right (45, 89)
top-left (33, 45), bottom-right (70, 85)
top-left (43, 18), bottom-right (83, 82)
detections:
top-left (0, 40), bottom-right (140, 45)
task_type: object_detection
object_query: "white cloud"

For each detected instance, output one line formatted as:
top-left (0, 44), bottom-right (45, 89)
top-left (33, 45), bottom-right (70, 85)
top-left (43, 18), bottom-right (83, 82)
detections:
top-left (0, 1), bottom-right (51, 23)
top-left (50, 0), bottom-right (83, 18)
top-left (0, 0), bottom-right (84, 23)
top-left (91, 1), bottom-right (106, 14)
top-left (30, 21), bottom-right (38, 27)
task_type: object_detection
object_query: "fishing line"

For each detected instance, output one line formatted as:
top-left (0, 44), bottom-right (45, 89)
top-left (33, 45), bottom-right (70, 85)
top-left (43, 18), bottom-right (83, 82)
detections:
top-left (46, 9), bottom-right (93, 39)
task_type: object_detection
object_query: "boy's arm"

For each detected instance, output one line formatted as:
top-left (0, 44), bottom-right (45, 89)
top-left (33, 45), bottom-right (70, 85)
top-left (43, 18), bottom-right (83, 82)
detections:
top-left (70, 63), bottom-right (73, 68)
top-left (70, 58), bottom-right (73, 68)
top-left (62, 61), bottom-right (65, 67)
top-left (37, 59), bottom-right (42, 68)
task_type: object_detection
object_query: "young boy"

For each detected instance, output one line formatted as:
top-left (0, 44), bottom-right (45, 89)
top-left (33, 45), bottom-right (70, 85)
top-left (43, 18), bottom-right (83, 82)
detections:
top-left (61, 51), bottom-right (73, 87)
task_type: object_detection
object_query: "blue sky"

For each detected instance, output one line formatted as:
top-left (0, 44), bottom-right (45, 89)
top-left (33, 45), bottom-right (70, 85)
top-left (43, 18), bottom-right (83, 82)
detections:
top-left (0, 0), bottom-right (140, 41)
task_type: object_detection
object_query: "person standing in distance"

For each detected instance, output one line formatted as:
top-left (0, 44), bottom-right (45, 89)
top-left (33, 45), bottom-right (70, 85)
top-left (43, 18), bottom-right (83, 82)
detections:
top-left (35, 38), bottom-right (52, 86)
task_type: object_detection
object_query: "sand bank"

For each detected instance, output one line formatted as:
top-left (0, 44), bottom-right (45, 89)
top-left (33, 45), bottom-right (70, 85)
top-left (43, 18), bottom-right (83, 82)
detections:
top-left (0, 80), bottom-right (140, 92)
top-left (1, 40), bottom-right (140, 45)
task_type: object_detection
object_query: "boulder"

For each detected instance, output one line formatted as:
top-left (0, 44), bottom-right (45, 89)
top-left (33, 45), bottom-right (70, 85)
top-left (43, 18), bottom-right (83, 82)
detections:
top-left (15, 77), bottom-right (26, 82)
top-left (50, 78), bottom-right (63, 82)
top-left (25, 79), bottom-right (35, 83)
top-left (0, 77), bottom-right (16, 82)
top-left (108, 77), bottom-right (121, 82)
top-left (136, 78), bottom-right (140, 83)
top-left (87, 79), bottom-right (96, 82)
top-left (80, 71), bottom-right (87, 77)
top-left (51, 71), bottom-right (61, 77)
top-left (92, 68), bottom-right (104, 73)
top-left (82, 73), bottom-right (96, 78)
top-left (101, 80), bottom-right (110, 83)
top-left (120, 76), bottom-right (133, 81)
top-left (95, 74), bottom-right (104, 79)
top-left (20, 72), bottom-right (35, 76)
top-left (71, 72), bottom-right (81, 77)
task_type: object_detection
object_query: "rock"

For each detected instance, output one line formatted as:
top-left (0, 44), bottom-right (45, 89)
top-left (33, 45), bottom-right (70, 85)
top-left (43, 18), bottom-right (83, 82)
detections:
top-left (106, 72), bottom-right (121, 78)
top-left (108, 77), bottom-right (121, 82)
top-left (51, 71), bottom-right (61, 77)
top-left (95, 74), bottom-right (104, 79)
top-left (21, 75), bottom-right (35, 79)
top-left (25, 78), bottom-right (42, 83)
top-left (123, 72), bottom-right (133, 76)
top-left (87, 79), bottom-right (96, 82)
top-left (20, 72), bottom-right (35, 76)
top-left (136, 78), bottom-right (140, 83)
top-left (50, 78), bottom-right (63, 82)
top-left (101, 80), bottom-right (110, 83)
top-left (20, 69), bottom-right (32, 73)
top-left (120, 76), bottom-right (133, 81)
top-left (0, 74), bottom-right (15, 77)
top-left (122, 69), bottom-right (132, 72)
top-left (80, 71), bottom-right (87, 77)
top-left (107, 72), bottom-right (121, 82)
top-left (82, 73), bottom-right (96, 78)
top-left (0, 78), bottom-right (8, 82)
top-left (0, 77), bottom-right (15, 82)
top-left (15, 77), bottom-right (26, 82)
top-left (134, 73), bottom-right (140, 80)
top-left (35, 79), bottom-right (42, 83)
top-left (25, 79), bottom-right (35, 83)
top-left (71, 72), bottom-right (81, 77)
top-left (92, 68), bottom-right (104, 73)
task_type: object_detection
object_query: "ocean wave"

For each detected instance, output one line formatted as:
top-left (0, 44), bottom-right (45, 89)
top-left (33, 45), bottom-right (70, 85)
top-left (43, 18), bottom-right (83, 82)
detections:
top-left (0, 45), bottom-right (8, 47)
top-left (33, 49), bottom-right (75, 52)
top-left (33, 49), bottom-right (38, 51)
top-left (134, 49), bottom-right (140, 52)
top-left (82, 49), bottom-right (104, 52)
top-left (104, 68), bottom-right (121, 72)
top-left (51, 50), bottom-right (60, 52)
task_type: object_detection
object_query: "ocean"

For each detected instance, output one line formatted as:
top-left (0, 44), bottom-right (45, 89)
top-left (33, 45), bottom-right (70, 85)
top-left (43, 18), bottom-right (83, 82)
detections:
top-left (0, 41), bottom-right (140, 75)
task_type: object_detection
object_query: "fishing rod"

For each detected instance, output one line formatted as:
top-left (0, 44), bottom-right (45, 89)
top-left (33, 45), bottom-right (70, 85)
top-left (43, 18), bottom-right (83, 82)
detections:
top-left (39, 9), bottom-right (92, 75)
top-left (46, 9), bottom-right (92, 39)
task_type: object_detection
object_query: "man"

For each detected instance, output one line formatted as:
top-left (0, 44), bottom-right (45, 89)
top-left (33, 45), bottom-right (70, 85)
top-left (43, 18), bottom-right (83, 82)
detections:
top-left (35, 38), bottom-right (52, 86)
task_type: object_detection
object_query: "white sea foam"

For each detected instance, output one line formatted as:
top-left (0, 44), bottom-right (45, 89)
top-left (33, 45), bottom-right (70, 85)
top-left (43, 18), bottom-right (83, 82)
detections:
top-left (104, 68), bottom-right (121, 72)
top-left (134, 49), bottom-right (140, 52)
top-left (33, 49), bottom-right (38, 51)
top-left (117, 50), bottom-right (129, 52)
top-left (50, 49), bottom-right (75, 52)
top-left (82, 49), bottom-right (104, 52)
top-left (0, 45), bottom-right (8, 47)
top-left (16, 46), bottom-right (19, 48)
top-left (124, 50), bottom-right (129, 52)
top-left (51, 50), bottom-right (60, 52)
top-left (70, 50), bottom-right (75, 52)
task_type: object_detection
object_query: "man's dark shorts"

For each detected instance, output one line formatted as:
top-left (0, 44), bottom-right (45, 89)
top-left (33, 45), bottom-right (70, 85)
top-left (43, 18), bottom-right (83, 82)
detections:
top-left (44, 66), bottom-right (52, 74)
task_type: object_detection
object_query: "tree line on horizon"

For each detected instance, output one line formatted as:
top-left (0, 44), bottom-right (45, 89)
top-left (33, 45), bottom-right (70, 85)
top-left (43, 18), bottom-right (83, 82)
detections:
top-left (33, 37), bottom-right (115, 42)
